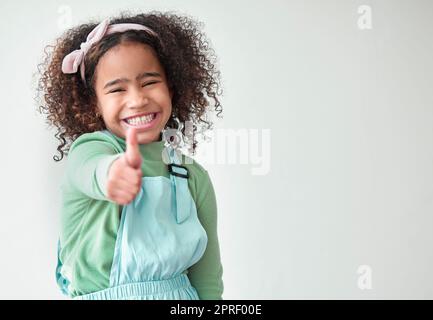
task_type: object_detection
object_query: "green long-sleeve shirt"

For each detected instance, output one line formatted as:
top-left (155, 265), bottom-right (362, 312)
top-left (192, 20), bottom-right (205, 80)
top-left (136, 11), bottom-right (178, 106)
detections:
top-left (58, 130), bottom-right (224, 299)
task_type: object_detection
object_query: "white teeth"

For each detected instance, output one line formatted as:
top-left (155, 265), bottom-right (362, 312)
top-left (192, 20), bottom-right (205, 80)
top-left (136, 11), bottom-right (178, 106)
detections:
top-left (125, 113), bottom-right (155, 125)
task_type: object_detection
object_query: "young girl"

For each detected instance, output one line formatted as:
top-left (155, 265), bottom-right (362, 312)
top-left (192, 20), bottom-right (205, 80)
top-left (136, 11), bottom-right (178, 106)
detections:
top-left (37, 11), bottom-right (223, 300)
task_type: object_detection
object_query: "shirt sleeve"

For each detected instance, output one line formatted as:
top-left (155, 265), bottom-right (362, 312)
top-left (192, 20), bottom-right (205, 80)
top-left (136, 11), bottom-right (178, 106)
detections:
top-left (65, 134), bottom-right (123, 201)
top-left (187, 170), bottom-right (224, 300)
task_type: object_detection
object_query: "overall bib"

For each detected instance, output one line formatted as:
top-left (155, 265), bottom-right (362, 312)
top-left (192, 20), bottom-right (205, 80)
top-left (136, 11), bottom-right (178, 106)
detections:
top-left (56, 131), bottom-right (208, 300)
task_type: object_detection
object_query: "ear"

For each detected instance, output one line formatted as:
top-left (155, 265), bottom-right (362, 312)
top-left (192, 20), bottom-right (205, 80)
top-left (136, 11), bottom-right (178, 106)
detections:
top-left (95, 102), bottom-right (102, 118)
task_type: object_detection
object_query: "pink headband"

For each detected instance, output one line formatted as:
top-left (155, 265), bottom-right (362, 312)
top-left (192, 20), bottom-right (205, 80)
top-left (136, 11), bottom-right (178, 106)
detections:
top-left (61, 18), bottom-right (158, 83)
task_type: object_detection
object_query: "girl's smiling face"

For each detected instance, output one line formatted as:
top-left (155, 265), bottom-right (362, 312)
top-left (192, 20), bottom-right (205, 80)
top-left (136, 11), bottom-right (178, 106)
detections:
top-left (94, 42), bottom-right (173, 144)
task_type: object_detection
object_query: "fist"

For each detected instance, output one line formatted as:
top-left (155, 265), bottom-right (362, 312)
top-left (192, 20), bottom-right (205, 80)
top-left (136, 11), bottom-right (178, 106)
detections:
top-left (106, 127), bottom-right (142, 205)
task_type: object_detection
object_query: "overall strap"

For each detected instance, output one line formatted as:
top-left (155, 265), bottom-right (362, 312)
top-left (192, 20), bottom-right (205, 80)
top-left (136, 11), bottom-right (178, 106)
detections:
top-left (167, 146), bottom-right (191, 224)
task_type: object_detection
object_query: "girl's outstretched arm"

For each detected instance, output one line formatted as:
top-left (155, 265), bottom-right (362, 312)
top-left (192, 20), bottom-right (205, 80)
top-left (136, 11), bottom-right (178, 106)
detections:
top-left (63, 133), bottom-right (123, 201)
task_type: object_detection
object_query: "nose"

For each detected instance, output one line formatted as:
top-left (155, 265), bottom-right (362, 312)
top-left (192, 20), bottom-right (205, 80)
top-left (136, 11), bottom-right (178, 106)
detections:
top-left (126, 86), bottom-right (149, 109)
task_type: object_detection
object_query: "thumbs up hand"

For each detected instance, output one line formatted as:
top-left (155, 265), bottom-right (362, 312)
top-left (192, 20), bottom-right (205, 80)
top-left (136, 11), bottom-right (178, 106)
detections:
top-left (125, 127), bottom-right (142, 170)
top-left (106, 127), bottom-right (143, 205)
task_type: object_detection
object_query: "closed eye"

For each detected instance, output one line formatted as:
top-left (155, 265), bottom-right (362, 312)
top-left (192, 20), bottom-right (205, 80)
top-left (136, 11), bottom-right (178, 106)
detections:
top-left (108, 88), bottom-right (125, 94)
top-left (142, 81), bottom-right (159, 87)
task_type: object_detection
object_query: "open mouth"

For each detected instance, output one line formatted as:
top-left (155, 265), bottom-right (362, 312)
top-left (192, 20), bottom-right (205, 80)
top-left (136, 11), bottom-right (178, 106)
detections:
top-left (122, 112), bottom-right (159, 130)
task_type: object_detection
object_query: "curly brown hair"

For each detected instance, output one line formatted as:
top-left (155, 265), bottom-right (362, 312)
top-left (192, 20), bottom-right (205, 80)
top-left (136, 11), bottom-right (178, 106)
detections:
top-left (36, 11), bottom-right (223, 162)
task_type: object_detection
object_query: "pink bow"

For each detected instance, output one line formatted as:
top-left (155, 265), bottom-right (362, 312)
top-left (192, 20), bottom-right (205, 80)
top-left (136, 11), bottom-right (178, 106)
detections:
top-left (61, 19), bottom-right (158, 83)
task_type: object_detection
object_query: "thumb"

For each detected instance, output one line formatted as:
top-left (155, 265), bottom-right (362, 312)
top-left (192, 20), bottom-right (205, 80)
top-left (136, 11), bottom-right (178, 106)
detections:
top-left (125, 127), bottom-right (142, 169)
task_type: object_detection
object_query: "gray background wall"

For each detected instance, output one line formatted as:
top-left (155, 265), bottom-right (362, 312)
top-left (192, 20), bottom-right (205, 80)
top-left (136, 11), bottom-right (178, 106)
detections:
top-left (0, 0), bottom-right (432, 299)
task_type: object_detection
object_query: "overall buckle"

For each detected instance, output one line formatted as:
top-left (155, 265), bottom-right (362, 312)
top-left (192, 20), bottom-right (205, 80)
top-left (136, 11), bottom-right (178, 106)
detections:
top-left (168, 163), bottom-right (189, 179)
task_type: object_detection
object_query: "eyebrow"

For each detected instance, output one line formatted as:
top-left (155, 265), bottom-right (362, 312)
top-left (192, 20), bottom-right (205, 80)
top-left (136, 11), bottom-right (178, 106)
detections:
top-left (103, 72), bottom-right (162, 90)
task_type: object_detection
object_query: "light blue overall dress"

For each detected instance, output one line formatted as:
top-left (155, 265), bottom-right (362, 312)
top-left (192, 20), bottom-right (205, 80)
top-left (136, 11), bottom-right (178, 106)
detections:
top-left (56, 130), bottom-right (208, 300)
